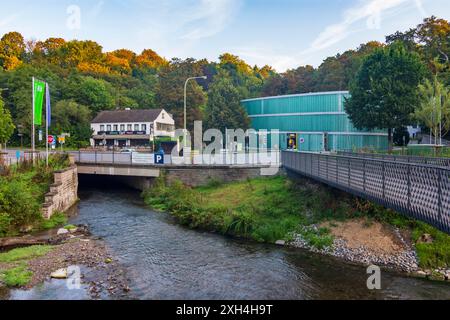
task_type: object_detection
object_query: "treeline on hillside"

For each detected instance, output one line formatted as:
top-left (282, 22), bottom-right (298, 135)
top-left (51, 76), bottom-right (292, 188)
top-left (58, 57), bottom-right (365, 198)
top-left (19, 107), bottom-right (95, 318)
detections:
top-left (0, 16), bottom-right (449, 147)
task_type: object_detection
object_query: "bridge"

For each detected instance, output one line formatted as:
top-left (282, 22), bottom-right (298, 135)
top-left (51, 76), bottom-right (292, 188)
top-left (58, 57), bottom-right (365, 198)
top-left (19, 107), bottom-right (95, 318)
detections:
top-left (70, 151), bottom-right (280, 189)
top-left (282, 151), bottom-right (450, 234)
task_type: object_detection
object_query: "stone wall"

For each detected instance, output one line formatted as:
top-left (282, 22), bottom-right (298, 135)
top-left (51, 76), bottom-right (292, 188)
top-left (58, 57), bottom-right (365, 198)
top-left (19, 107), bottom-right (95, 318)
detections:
top-left (164, 166), bottom-right (264, 187)
top-left (42, 164), bottom-right (79, 219)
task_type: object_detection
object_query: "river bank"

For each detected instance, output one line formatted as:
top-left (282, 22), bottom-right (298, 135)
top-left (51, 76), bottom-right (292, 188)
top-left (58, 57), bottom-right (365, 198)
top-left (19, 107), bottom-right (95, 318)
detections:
top-left (143, 175), bottom-right (450, 282)
top-left (0, 225), bottom-right (131, 300)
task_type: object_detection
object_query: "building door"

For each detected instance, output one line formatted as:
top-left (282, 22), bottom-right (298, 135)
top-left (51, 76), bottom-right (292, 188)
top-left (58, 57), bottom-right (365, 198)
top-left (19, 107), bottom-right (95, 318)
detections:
top-left (118, 140), bottom-right (127, 148)
top-left (287, 133), bottom-right (297, 150)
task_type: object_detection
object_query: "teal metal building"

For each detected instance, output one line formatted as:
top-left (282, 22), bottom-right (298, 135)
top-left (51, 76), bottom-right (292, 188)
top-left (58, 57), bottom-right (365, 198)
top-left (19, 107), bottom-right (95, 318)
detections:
top-left (241, 91), bottom-right (388, 152)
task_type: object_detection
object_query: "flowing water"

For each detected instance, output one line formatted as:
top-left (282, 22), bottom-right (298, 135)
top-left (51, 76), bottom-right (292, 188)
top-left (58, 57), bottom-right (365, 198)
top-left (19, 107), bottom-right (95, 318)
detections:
top-left (7, 184), bottom-right (450, 300)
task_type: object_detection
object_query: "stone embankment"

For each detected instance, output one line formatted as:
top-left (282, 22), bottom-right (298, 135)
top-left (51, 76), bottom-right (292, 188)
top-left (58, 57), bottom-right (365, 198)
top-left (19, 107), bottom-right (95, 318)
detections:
top-left (42, 161), bottom-right (79, 219)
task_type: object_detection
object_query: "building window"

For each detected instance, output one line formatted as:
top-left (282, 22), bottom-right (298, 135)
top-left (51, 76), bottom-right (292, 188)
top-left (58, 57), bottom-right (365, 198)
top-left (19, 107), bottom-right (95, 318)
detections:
top-left (113, 125), bottom-right (118, 131)
top-left (142, 124), bottom-right (147, 132)
top-left (107, 125), bottom-right (112, 131)
top-left (162, 113), bottom-right (165, 119)
top-left (127, 124), bottom-right (132, 131)
top-left (157, 123), bottom-right (175, 132)
top-left (120, 124), bottom-right (125, 131)
top-left (134, 124), bottom-right (139, 131)
top-left (100, 125), bottom-right (105, 132)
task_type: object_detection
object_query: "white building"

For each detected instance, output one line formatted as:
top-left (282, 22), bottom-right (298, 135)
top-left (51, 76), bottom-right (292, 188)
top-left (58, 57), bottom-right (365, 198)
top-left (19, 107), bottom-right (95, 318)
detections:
top-left (91, 109), bottom-right (175, 148)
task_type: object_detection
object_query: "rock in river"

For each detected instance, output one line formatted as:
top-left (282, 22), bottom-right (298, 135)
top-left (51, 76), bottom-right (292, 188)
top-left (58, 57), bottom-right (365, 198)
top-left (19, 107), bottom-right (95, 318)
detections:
top-left (51, 268), bottom-right (68, 279)
top-left (57, 228), bottom-right (69, 235)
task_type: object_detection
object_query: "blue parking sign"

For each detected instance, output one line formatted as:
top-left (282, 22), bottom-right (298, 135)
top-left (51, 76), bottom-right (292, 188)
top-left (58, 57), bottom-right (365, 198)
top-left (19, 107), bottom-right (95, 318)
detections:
top-left (154, 152), bottom-right (164, 164)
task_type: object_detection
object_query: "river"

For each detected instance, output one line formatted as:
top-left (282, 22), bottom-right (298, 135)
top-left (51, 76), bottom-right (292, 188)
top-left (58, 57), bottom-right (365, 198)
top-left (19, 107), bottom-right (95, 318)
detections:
top-left (7, 185), bottom-right (450, 300)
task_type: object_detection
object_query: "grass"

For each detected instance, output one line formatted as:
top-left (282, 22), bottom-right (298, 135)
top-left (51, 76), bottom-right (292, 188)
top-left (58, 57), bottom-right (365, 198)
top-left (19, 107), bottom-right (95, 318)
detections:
top-left (144, 175), bottom-right (450, 269)
top-left (144, 176), bottom-right (358, 248)
top-left (0, 245), bottom-right (53, 263)
top-left (0, 245), bottom-right (54, 288)
top-left (39, 212), bottom-right (68, 230)
top-left (1, 264), bottom-right (33, 287)
top-left (412, 222), bottom-right (450, 269)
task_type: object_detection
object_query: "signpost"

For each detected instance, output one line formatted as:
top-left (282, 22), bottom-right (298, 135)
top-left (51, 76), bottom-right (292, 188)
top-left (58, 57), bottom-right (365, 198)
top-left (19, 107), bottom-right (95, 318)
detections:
top-left (154, 150), bottom-right (165, 165)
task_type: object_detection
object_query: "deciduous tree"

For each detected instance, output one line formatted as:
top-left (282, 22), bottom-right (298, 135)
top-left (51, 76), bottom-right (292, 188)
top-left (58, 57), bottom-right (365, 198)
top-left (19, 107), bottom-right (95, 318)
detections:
top-left (345, 42), bottom-right (426, 151)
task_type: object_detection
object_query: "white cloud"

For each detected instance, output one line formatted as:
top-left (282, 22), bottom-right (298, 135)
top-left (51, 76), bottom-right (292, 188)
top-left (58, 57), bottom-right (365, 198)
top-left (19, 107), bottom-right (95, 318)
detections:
top-left (310, 0), bottom-right (426, 51)
top-left (234, 47), bottom-right (302, 72)
top-left (89, 0), bottom-right (105, 18)
top-left (181, 0), bottom-right (242, 40)
top-left (0, 14), bottom-right (19, 29)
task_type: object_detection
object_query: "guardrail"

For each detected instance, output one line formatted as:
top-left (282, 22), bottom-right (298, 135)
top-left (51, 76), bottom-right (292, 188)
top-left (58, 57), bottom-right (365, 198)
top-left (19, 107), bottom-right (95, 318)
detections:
top-left (338, 151), bottom-right (450, 168)
top-left (282, 151), bottom-right (450, 234)
top-left (70, 151), bottom-right (281, 167)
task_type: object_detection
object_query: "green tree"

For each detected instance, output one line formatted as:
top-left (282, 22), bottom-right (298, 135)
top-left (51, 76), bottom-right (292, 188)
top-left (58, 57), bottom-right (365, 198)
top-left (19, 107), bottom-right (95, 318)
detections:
top-left (156, 58), bottom-right (207, 131)
top-left (0, 32), bottom-right (25, 70)
top-left (72, 76), bottom-right (114, 113)
top-left (414, 75), bottom-right (450, 143)
top-left (205, 71), bottom-right (250, 132)
top-left (51, 100), bottom-right (92, 147)
top-left (0, 97), bottom-right (15, 149)
top-left (345, 42), bottom-right (426, 151)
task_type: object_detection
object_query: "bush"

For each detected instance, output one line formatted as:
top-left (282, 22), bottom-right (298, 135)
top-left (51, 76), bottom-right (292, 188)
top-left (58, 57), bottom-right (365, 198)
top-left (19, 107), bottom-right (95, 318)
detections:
top-left (393, 127), bottom-right (410, 146)
top-left (0, 154), bottom-right (71, 236)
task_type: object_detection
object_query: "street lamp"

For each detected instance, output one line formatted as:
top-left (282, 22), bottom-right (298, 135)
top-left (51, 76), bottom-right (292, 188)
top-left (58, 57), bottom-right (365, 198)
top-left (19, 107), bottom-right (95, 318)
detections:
top-left (184, 76), bottom-right (207, 132)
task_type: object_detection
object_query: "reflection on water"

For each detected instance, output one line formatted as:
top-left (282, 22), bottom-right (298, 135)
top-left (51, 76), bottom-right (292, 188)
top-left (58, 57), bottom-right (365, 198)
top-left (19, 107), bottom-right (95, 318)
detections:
top-left (7, 186), bottom-right (450, 300)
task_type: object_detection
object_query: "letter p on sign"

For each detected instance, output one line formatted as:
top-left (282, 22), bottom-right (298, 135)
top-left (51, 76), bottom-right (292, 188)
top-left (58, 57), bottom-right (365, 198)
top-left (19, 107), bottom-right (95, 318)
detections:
top-left (155, 154), bottom-right (164, 165)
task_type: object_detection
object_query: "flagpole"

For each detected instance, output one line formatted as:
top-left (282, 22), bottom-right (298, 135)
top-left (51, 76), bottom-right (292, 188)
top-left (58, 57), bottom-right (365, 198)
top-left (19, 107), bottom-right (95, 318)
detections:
top-left (32, 77), bottom-right (35, 160)
top-left (46, 83), bottom-right (49, 167)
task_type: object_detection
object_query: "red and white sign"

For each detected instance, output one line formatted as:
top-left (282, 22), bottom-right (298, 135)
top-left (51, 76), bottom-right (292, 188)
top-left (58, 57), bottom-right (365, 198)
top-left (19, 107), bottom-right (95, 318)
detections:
top-left (48, 135), bottom-right (54, 144)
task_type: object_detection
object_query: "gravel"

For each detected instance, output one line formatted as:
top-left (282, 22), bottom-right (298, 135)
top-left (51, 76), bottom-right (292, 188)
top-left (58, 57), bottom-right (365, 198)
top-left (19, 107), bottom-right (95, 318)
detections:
top-left (289, 226), bottom-right (420, 273)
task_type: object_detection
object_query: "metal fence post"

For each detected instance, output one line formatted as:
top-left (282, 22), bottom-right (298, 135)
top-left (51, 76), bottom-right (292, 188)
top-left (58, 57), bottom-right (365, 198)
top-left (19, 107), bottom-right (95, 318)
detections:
top-left (382, 161), bottom-right (386, 201)
top-left (407, 164), bottom-right (411, 212)
top-left (336, 156), bottom-right (338, 184)
top-left (438, 169), bottom-right (443, 231)
top-left (348, 158), bottom-right (351, 187)
top-left (326, 154), bottom-right (329, 181)
top-left (363, 159), bottom-right (366, 192)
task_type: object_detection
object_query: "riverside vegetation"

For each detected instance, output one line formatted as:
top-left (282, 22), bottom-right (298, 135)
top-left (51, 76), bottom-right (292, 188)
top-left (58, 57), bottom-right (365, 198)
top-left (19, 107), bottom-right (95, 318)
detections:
top-left (0, 154), bottom-right (71, 237)
top-left (143, 175), bottom-right (450, 273)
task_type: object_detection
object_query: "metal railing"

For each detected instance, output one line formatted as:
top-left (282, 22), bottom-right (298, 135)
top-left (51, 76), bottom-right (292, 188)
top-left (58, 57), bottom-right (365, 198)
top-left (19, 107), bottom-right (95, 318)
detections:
top-left (282, 151), bottom-right (450, 234)
top-left (70, 151), bottom-right (281, 167)
top-left (338, 151), bottom-right (450, 168)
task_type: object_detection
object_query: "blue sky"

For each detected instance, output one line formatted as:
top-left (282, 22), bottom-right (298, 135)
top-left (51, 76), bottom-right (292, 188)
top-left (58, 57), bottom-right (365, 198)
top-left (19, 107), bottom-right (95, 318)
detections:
top-left (1, 0), bottom-right (449, 71)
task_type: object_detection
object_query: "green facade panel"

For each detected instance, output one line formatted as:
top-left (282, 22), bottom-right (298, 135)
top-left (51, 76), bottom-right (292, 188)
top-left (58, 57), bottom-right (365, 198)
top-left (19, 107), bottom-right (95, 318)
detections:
top-left (242, 92), bottom-right (388, 152)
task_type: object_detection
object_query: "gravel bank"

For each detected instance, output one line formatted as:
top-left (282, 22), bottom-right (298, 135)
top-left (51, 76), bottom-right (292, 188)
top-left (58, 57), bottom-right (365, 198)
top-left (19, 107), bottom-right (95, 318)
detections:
top-left (289, 221), bottom-right (420, 273)
top-left (0, 227), bottom-right (132, 300)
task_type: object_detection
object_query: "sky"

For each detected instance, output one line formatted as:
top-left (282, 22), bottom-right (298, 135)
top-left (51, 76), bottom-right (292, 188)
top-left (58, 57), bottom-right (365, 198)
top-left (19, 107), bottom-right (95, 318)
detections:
top-left (0, 0), bottom-right (449, 71)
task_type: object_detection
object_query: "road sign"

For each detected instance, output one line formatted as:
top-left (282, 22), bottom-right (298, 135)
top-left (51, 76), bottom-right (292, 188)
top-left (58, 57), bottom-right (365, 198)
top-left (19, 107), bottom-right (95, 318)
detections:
top-left (155, 151), bottom-right (165, 165)
top-left (48, 135), bottom-right (54, 144)
top-left (58, 136), bottom-right (66, 144)
top-left (38, 130), bottom-right (43, 142)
